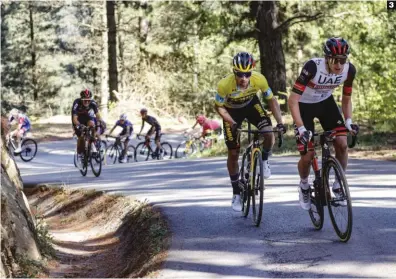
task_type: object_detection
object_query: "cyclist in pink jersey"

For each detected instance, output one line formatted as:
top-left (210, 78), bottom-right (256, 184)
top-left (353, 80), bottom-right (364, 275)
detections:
top-left (192, 115), bottom-right (222, 139)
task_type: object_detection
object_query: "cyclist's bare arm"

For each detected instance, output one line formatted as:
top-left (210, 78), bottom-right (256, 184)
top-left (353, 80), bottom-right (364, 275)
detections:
top-left (341, 95), bottom-right (353, 120)
top-left (72, 115), bottom-right (79, 126)
top-left (288, 92), bottom-right (304, 128)
top-left (267, 96), bottom-right (283, 124)
top-left (96, 112), bottom-right (102, 122)
top-left (108, 125), bottom-right (117, 135)
top-left (215, 105), bottom-right (235, 125)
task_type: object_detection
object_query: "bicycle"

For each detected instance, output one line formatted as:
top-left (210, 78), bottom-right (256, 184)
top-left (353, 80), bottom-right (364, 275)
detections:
top-left (73, 134), bottom-right (106, 168)
top-left (175, 132), bottom-right (204, 158)
top-left (306, 128), bottom-right (357, 242)
top-left (75, 126), bottom-right (102, 177)
top-left (6, 134), bottom-right (38, 162)
top-left (135, 134), bottom-right (173, 161)
top-left (105, 135), bottom-right (136, 164)
top-left (238, 127), bottom-right (283, 227)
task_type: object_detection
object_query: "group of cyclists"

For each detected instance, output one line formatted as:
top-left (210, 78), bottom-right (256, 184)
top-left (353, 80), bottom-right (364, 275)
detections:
top-left (7, 36), bottom-right (360, 216)
top-left (214, 36), bottom-right (359, 212)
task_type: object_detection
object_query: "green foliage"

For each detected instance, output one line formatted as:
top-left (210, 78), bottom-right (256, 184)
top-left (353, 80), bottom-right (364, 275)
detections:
top-left (1, 1), bottom-right (395, 131)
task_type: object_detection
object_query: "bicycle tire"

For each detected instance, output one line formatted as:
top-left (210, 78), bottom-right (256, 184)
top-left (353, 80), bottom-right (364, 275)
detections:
top-left (251, 149), bottom-right (264, 227)
top-left (239, 151), bottom-right (250, 218)
top-left (135, 142), bottom-right (150, 161)
top-left (19, 138), bottom-right (37, 162)
top-left (127, 145), bottom-right (136, 163)
top-left (175, 141), bottom-right (196, 158)
top-left (106, 144), bottom-right (118, 165)
top-left (308, 179), bottom-right (324, 230)
top-left (73, 150), bottom-right (78, 168)
top-left (80, 151), bottom-right (88, 176)
top-left (99, 140), bottom-right (107, 162)
top-left (160, 142), bottom-right (173, 160)
top-left (90, 144), bottom-right (102, 177)
top-left (323, 156), bottom-right (353, 242)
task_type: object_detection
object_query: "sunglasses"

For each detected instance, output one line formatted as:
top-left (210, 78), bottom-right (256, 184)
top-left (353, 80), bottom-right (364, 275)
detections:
top-left (328, 57), bottom-right (347, 65)
top-left (234, 71), bottom-right (252, 78)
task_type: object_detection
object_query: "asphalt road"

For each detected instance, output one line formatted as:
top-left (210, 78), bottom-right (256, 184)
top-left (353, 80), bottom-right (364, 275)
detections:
top-left (19, 136), bottom-right (396, 278)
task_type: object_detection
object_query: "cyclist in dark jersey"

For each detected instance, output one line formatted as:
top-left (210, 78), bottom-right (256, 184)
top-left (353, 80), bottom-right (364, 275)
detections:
top-left (71, 89), bottom-right (104, 157)
top-left (108, 113), bottom-right (133, 163)
top-left (137, 108), bottom-right (162, 156)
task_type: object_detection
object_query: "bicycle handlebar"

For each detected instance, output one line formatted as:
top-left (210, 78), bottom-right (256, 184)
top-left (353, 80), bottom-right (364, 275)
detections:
top-left (304, 128), bottom-right (358, 151)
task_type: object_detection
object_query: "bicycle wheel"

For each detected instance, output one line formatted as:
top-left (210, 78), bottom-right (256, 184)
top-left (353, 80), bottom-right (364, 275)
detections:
top-left (80, 151), bottom-right (88, 176)
top-left (160, 142), bottom-right (173, 160)
top-left (19, 138), bottom-right (38, 162)
top-left (73, 150), bottom-right (78, 168)
top-left (126, 145), bottom-right (136, 163)
top-left (239, 151), bottom-right (250, 217)
top-left (106, 144), bottom-right (118, 165)
top-left (308, 179), bottom-right (324, 230)
top-left (98, 140), bottom-right (107, 162)
top-left (251, 149), bottom-right (264, 227)
top-left (323, 156), bottom-right (353, 242)
top-left (135, 142), bottom-right (150, 162)
top-left (90, 145), bottom-right (102, 177)
top-left (175, 141), bottom-right (196, 158)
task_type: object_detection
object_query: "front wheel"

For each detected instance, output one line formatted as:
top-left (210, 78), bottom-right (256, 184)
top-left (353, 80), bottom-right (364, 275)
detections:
top-left (175, 141), bottom-right (196, 158)
top-left (19, 138), bottom-right (38, 162)
top-left (90, 145), bottom-right (102, 177)
top-left (239, 151), bottom-right (250, 217)
top-left (160, 142), bottom-right (173, 160)
top-left (323, 156), bottom-right (353, 242)
top-left (126, 145), bottom-right (136, 163)
top-left (135, 142), bottom-right (150, 162)
top-left (106, 144), bottom-right (118, 165)
top-left (251, 149), bottom-right (264, 227)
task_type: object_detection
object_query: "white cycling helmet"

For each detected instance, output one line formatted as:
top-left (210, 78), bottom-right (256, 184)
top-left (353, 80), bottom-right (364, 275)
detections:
top-left (10, 108), bottom-right (19, 117)
top-left (119, 113), bottom-right (127, 121)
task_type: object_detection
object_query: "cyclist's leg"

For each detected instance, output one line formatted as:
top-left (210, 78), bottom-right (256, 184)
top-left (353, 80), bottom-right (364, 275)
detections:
top-left (318, 96), bottom-right (348, 170)
top-left (76, 116), bottom-right (88, 154)
top-left (246, 96), bottom-right (274, 161)
top-left (154, 127), bottom-right (162, 152)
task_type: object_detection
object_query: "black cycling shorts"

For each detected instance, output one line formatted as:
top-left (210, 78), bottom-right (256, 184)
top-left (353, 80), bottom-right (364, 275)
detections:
top-left (147, 126), bottom-right (162, 141)
top-left (294, 95), bottom-right (345, 153)
top-left (223, 95), bottom-right (272, 150)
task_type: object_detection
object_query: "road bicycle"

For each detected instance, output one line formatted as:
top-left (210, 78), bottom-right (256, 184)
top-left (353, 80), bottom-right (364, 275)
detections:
top-left (306, 128), bottom-right (357, 242)
top-left (73, 135), bottom-right (106, 167)
top-left (105, 135), bottom-right (136, 164)
top-left (135, 134), bottom-right (173, 162)
top-left (6, 134), bottom-right (38, 162)
top-left (175, 132), bottom-right (204, 158)
top-left (75, 126), bottom-right (102, 177)
top-left (238, 127), bottom-right (283, 227)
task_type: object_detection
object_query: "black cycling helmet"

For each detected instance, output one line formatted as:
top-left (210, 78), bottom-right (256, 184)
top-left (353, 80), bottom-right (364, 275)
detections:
top-left (323, 37), bottom-right (350, 57)
top-left (232, 52), bottom-right (255, 72)
top-left (140, 108), bottom-right (147, 114)
top-left (80, 89), bottom-right (93, 100)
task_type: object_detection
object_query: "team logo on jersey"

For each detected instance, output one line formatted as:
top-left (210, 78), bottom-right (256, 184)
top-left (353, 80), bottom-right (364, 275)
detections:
top-left (318, 75), bottom-right (342, 85)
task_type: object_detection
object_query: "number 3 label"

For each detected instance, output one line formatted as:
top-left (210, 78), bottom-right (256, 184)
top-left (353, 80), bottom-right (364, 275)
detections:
top-left (388, 1), bottom-right (395, 10)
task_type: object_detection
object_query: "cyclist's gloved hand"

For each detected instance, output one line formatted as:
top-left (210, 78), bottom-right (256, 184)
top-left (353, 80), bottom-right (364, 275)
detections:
top-left (231, 122), bottom-right (238, 134)
top-left (276, 123), bottom-right (287, 134)
top-left (345, 118), bottom-right (359, 135)
top-left (298, 126), bottom-right (312, 146)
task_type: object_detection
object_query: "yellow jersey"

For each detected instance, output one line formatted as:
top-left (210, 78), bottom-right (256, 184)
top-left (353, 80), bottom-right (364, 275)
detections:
top-left (215, 71), bottom-right (273, 109)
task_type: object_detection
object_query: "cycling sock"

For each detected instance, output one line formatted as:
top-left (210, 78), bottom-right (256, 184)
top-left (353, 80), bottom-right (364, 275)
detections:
top-left (300, 177), bottom-right (309, 184)
top-left (230, 173), bottom-right (240, 195)
top-left (262, 149), bottom-right (271, 161)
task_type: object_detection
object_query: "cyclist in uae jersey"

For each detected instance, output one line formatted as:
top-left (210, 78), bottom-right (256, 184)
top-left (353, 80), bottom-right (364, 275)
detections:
top-left (289, 37), bottom-right (359, 211)
top-left (138, 108), bottom-right (162, 156)
top-left (214, 51), bottom-right (286, 212)
top-left (108, 113), bottom-right (133, 163)
top-left (8, 108), bottom-right (31, 153)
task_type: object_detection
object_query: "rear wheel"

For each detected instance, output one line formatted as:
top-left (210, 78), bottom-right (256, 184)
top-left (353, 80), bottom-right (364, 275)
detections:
top-left (126, 145), bottom-right (136, 163)
top-left (324, 156), bottom-right (353, 242)
top-left (135, 142), bottom-right (150, 162)
top-left (239, 151), bottom-right (250, 217)
top-left (160, 142), bottom-right (173, 160)
top-left (106, 144), bottom-right (118, 165)
top-left (308, 179), bottom-right (324, 230)
top-left (251, 149), bottom-right (264, 227)
top-left (19, 138), bottom-right (37, 162)
top-left (80, 151), bottom-right (88, 176)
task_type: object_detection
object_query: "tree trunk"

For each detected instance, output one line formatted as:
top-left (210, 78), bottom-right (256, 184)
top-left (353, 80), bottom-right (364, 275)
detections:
top-left (117, 6), bottom-right (125, 94)
top-left (255, 1), bottom-right (288, 111)
top-left (29, 3), bottom-right (38, 101)
top-left (106, 0), bottom-right (118, 102)
top-left (100, 0), bottom-right (109, 119)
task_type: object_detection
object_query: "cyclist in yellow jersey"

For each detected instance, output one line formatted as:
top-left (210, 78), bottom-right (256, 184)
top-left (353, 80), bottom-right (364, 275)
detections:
top-left (215, 52), bottom-right (286, 212)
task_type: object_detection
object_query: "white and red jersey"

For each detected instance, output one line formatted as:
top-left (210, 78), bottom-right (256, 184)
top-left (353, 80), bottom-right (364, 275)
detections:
top-left (292, 58), bottom-right (356, 104)
top-left (9, 113), bottom-right (31, 127)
